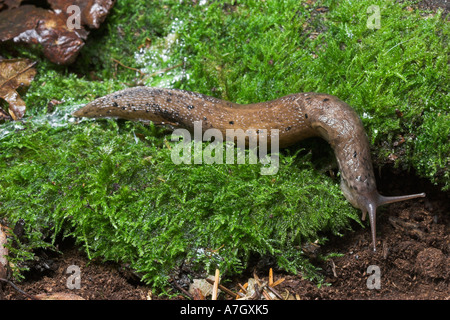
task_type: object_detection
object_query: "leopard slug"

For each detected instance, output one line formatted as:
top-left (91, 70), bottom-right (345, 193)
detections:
top-left (73, 86), bottom-right (426, 251)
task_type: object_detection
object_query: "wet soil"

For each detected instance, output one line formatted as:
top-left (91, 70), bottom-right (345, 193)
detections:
top-left (2, 166), bottom-right (449, 301)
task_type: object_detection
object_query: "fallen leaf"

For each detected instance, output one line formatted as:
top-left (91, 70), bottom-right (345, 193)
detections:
top-left (0, 1), bottom-right (115, 64)
top-left (236, 278), bottom-right (257, 300)
top-left (0, 5), bottom-right (50, 42)
top-left (0, 58), bottom-right (36, 120)
top-left (0, 5), bottom-right (87, 65)
top-left (48, 0), bottom-right (116, 29)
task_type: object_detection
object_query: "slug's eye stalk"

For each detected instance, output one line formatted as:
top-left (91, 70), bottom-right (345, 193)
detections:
top-left (367, 203), bottom-right (377, 252)
top-left (363, 191), bottom-right (426, 251)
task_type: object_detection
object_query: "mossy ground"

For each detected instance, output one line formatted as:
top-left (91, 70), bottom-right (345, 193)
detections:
top-left (0, 0), bottom-right (448, 290)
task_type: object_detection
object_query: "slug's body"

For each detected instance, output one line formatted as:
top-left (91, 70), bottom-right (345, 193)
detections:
top-left (73, 87), bottom-right (425, 251)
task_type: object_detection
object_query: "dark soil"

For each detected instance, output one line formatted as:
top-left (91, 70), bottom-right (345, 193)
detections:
top-left (417, 0), bottom-right (450, 18)
top-left (2, 166), bottom-right (449, 301)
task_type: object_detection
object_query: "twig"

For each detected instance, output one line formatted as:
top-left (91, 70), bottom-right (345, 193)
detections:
top-left (205, 278), bottom-right (244, 298)
top-left (266, 285), bottom-right (283, 300)
top-left (330, 259), bottom-right (337, 278)
top-left (163, 138), bottom-right (172, 150)
top-left (269, 268), bottom-right (273, 287)
top-left (237, 283), bottom-right (247, 294)
top-left (111, 58), bottom-right (146, 77)
top-left (1, 61), bottom-right (37, 87)
top-left (212, 269), bottom-right (220, 300)
top-left (271, 277), bottom-right (285, 287)
top-left (261, 289), bottom-right (272, 300)
top-left (253, 284), bottom-right (261, 300)
top-left (253, 270), bottom-right (277, 300)
top-left (236, 282), bottom-right (247, 299)
top-left (253, 270), bottom-right (260, 282)
top-left (382, 240), bottom-right (389, 260)
top-left (253, 272), bottom-right (265, 300)
top-left (0, 278), bottom-right (39, 300)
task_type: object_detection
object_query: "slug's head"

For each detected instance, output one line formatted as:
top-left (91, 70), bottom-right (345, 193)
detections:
top-left (340, 180), bottom-right (425, 251)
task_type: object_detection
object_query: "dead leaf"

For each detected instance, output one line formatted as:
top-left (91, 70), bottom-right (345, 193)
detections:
top-left (35, 292), bottom-right (85, 300)
top-left (0, 5), bottom-right (50, 42)
top-left (0, 58), bottom-right (36, 120)
top-left (0, 5), bottom-right (87, 65)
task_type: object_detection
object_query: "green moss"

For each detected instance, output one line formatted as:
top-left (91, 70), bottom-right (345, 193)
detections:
top-left (0, 119), bottom-right (357, 285)
top-left (1, 0), bottom-right (448, 288)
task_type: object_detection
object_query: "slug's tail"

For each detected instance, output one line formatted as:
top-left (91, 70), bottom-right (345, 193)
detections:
top-left (365, 192), bottom-right (426, 251)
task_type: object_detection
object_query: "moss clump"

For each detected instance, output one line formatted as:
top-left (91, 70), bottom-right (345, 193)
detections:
top-left (0, 119), bottom-right (357, 286)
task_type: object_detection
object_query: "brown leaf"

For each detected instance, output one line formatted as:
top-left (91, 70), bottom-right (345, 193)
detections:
top-left (0, 1), bottom-right (116, 65)
top-left (48, 0), bottom-right (116, 29)
top-left (35, 11), bottom-right (87, 65)
top-left (0, 5), bottom-right (45, 42)
top-left (0, 58), bottom-right (36, 120)
top-left (0, 5), bottom-right (87, 65)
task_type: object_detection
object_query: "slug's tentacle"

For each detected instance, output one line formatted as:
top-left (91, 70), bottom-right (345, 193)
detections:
top-left (73, 87), bottom-right (426, 251)
top-left (361, 191), bottom-right (426, 251)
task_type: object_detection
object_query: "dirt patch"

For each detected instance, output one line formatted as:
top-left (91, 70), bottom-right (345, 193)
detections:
top-left (417, 0), bottom-right (450, 18)
top-left (2, 246), bottom-right (149, 300)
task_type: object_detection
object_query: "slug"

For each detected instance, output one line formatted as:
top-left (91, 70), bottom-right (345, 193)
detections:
top-left (73, 86), bottom-right (425, 251)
